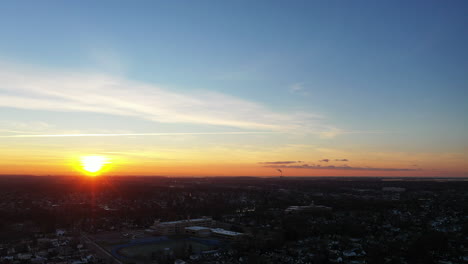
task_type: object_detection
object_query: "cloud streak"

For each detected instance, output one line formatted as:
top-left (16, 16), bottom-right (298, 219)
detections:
top-left (258, 161), bottom-right (303, 165)
top-left (0, 63), bottom-right (332, 134)
top-left (263, 164), bottom-right (421, 172)
top-left (0, 131), bottom-right (276, 138)
top-left (289, 82), bottom-right (308, 95)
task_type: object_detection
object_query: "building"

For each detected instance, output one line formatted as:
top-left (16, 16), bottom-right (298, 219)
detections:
top-left (210, 228), bottom-right (244, 240)
top-left (184, 226), bottom-right (244, 240)
top-left (184, 226), bottom-right (211, 237)
top-left (151, 217), bottom-right (213, 235)
top-left (285, 202), bottom-right (332, 213)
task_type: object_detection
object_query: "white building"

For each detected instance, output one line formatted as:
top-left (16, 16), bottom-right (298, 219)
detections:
top-left (210, 228), bottom-right (244, 240)
top-left (151, 217), bottom-right (213, 235)
top-left (285, 203), bottom-right (332, 213)
top-left (184, 226), bottom-right (244, 240)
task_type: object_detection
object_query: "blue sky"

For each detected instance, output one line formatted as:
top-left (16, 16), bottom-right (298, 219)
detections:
top-left (0, 1), bottom-right (467, 176)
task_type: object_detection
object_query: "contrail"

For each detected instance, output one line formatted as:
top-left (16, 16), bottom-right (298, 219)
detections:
top-left (0, 131), bottom-right (277, 138)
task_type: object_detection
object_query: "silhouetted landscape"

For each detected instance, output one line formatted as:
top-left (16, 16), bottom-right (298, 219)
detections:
top-left (0, 176), bottom-right (467, 263)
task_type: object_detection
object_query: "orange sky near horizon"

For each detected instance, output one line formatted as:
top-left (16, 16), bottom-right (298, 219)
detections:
top-left (0, 152), bottom-right (466, 178)
top-left (1, 137), bottom-right (467, 177)
top-left (1, 135), bottom-right (467, 178)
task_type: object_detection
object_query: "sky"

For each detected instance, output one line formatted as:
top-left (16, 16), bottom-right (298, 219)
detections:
top-left (0, 0), bottom-right (467, 177)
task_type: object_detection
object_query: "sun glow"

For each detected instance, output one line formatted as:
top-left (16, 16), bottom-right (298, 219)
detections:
top-left (80, 156), bottom-right (109, 176)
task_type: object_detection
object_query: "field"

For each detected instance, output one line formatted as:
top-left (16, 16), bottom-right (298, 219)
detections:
top-left (90, 232), bottom-right (222, 263)
top-left (116, 237), bottom-right (218, 262)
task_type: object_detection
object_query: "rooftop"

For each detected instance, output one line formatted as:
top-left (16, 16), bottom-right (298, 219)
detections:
top-left (185, 226), bottom-right (210, 231)
top-left (211, 228), bottom-right (243, 236)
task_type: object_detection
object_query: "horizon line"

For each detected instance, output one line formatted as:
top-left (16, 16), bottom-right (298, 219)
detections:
top-left (0, 174), bottom-right (466, 179)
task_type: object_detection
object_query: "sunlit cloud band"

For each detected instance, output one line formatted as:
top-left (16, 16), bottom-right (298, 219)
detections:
top-left (0, 131), bottom-right (277, 138)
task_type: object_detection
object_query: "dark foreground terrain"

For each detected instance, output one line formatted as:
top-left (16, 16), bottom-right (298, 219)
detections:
top-left (0, 175), bottom-right (467, 263)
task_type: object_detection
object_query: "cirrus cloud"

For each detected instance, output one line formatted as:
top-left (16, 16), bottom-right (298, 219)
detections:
top-left (262, 164), bottom-right (421, 172)
top-left (0, 62), bottom-right (337, 135)
top-left (258, 161), bottom-right (303, 165)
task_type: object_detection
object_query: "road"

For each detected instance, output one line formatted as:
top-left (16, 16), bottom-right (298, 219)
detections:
top-left (81, 233), bottom-right (124, 264)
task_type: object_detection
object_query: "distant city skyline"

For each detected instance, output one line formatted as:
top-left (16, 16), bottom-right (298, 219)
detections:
top-left (0, 1), bottom-right (467, 177)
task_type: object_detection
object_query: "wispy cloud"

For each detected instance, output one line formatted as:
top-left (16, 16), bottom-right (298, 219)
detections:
top-left (318, 157), bottom-right (349, 162)
top-left (289, 82), bottom-right (308, 95)
top-left (319, 128), bottom-right (342, 139)
top-left (0, 63), bottom-right (333, 134)
top-left (258, 161), bottom-right (303, 165)
top-left (319, 128), bottom-right (388, 139)
top-left (0, 121), bottom-right (52, 132)
top-left (0, 131), bottom-right (276, 138)
top-left (263, 164), bottom-right (421, 172)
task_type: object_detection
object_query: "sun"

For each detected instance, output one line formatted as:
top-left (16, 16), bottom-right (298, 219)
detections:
top-left (80, 156), bottom-right (109, 176)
